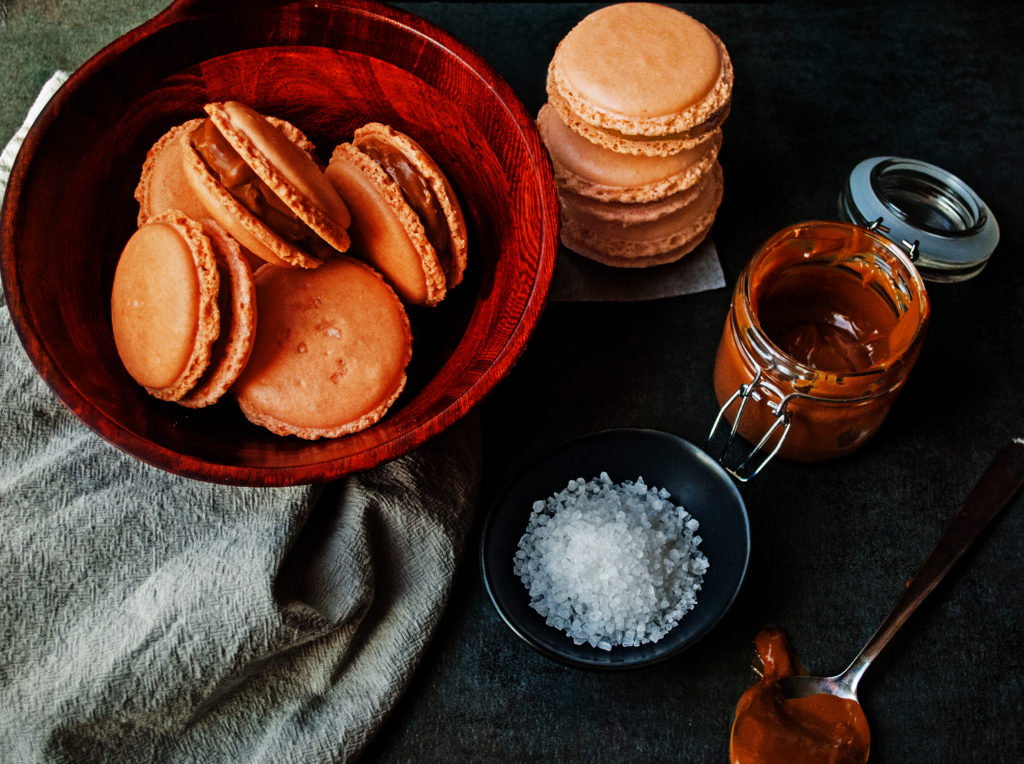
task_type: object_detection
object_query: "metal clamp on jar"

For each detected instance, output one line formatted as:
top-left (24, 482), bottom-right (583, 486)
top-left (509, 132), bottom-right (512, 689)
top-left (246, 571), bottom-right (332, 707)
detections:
top-left (708, 157), bottom-right (998, 481)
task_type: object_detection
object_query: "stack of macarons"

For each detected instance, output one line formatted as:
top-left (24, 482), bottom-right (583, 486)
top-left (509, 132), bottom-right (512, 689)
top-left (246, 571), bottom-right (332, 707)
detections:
top-left (113, 100), bottom-right (467, 439)
top-left (538, 2), bottom-right (733, 268)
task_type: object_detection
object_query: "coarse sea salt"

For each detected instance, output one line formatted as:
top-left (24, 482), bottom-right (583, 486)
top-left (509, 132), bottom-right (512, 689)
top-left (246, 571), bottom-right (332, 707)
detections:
top-left (513, 472), bottom-right (708, 650)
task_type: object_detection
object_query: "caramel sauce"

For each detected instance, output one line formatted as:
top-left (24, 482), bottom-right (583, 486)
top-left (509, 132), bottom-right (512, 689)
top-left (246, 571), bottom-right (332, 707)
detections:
top-left (730, 627), bottom-right (871, 764)
top-left (358, 136), bottom-right (451, 259)
top-left (755, 265), bottom-right (897, 374)
top-left (190, 119), bottom-right (322, 249)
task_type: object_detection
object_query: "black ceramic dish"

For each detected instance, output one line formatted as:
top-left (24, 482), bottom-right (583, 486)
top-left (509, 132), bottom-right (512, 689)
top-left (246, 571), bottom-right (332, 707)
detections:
top-left (481, 428), bottom-right (750, 670)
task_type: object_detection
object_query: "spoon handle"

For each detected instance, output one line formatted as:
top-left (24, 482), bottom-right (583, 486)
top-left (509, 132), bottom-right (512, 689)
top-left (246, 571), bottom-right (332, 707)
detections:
top-left (854, 438), bottom-right (1024, 672)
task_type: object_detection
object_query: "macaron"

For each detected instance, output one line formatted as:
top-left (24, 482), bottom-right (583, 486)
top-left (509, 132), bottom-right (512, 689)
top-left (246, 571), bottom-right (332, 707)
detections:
top-left (178, 219), bottom-right (257, 409)
top-left (561, 176), bottom-right (706, 224)
top-left (558, 162), bottom-right (724, 267)
top-left (537, 102), bottom-right (722, 203)
top-left (111, 210), bottom-right (256, 404)
top-left (135, 114), bottom-right (320, 228)
top-left (546, 3), bottom-right (733, 157)
top-left (233, 256), bottom-right (412, 439)
top-left (182, 101), bottom-right (352, 269)
top-left (325, 123), bottom-right (468, 307)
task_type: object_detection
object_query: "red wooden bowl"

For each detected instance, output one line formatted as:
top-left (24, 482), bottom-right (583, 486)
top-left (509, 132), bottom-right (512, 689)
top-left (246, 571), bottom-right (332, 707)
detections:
top-left (0, 0), bottom-right (559, 486)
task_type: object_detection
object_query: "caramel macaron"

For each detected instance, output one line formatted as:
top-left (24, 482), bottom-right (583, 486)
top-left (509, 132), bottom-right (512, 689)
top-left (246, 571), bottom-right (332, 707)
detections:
top-left (135, 114), bottom-right (320, 228)
top-left (183, 101), bottom-right (352, 269)
top-left (537, 103), bottom-right (721, 204)
top-left (233, 256), bottom-right (412, 439)
top-left (559, 162), bottom-right (723, 267)
top-left (547, 3), bottom-right (733, 157)
top-left (325, 123), bottom-right (468, 306)
top-left (111, 211), bottom-right (225, 401)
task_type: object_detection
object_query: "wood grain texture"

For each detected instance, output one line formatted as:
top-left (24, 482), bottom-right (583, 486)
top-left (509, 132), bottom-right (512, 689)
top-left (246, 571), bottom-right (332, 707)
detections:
top-left (0, 0), bottom-right (559, 485)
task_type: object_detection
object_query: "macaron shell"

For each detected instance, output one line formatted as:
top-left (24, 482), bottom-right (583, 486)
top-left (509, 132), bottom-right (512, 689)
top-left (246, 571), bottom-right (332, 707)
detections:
top-left (353, 123), bottom-right (468, 289)
top-left (560, 161), bottom-right (723, 264)
top-left (325, 142), bottom-right (446, 306)
top-left (264, 115), bottom-right (320, 166)
top-left (206, 101), bottom-right (351, 254)
top-left (538, 103), bottom-right (722, 202)
top-left (111, 211), bottom-right (220, 400)
top-left (233, 256), bottom-right (412, 439)
top-left (178, 219), bottom-right (257, 409)
top-left (547, 3), bottom-right (733, 140)
top-left (135, 119), bottom-right (210, 226)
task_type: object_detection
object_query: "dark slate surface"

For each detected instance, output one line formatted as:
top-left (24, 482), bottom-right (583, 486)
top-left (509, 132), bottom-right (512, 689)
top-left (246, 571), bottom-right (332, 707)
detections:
top-left (3, 2), bottom-right (1022, 762)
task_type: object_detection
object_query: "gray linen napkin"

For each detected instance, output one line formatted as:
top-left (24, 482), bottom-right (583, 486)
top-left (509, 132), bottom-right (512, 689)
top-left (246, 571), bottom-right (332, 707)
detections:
top-left (0, 72), bottom-right (481, 762)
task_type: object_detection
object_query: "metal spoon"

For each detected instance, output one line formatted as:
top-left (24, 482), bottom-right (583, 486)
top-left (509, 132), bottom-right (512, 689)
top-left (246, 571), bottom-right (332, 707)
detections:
top-left (777, 437), bottom-right (1024, 703)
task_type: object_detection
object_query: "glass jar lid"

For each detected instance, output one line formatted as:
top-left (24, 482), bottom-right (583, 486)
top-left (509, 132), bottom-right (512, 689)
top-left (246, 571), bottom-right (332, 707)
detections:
top-left (839, 156), bottom-right (999, 283)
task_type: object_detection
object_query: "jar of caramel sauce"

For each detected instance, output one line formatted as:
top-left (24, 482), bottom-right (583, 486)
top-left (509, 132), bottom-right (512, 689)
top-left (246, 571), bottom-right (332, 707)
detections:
top-left (710, 221), bottom-right (930, 475)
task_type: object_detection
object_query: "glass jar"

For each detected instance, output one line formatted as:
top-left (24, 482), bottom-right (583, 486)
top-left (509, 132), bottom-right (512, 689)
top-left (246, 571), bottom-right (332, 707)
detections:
top-left (709, 221), bottom-right (930, 479)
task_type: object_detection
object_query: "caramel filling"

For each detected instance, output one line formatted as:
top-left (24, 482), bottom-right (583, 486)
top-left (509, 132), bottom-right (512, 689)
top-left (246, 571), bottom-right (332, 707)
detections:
top-left (190, 119), bottom-right (322, 251)
top-left (357, 136), bottom-right (451, 259)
